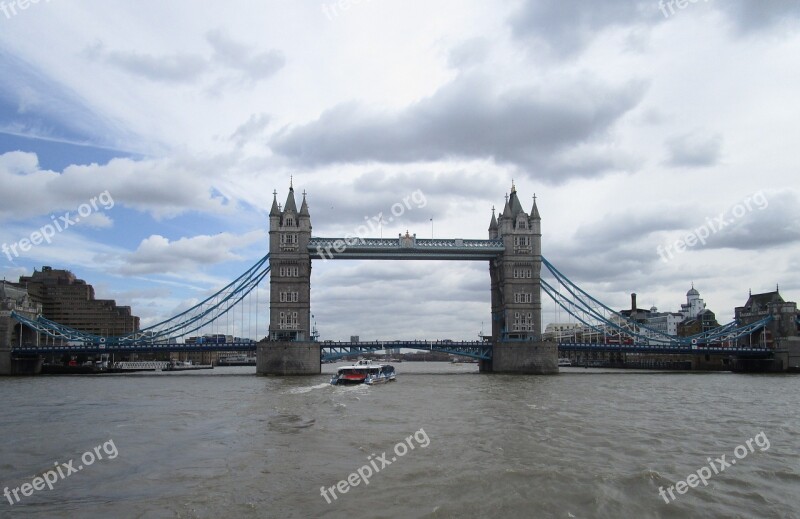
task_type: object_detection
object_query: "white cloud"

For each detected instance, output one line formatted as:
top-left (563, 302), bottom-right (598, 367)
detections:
top-left (114, 230), bottom-right (265, 275)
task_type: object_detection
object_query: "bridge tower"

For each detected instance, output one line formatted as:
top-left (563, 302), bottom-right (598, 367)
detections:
top-left (258, 182), bottom-right (320, 375)
top-left (484, 183), bottom-right (557, 373)
top-left (267, 182), bottom-right (312, 341)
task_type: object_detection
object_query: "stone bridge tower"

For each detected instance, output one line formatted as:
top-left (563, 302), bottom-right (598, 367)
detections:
top-left (485, 183), bottom-right (557, 374)
top-left (259, 182), bottom-right (320, 375)
top-left (267, 182), bottom-right (312, 342)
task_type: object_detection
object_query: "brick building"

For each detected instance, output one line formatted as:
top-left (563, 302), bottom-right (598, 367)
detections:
top-left (19, 266), bottom-right (139, 336)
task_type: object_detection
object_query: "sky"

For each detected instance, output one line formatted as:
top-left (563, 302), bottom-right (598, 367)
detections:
top-left (1, 0), bottom-right (799, 341)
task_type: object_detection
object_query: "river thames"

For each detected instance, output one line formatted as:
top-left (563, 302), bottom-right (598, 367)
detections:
top-left (1, 364), bottom-right (797, 518)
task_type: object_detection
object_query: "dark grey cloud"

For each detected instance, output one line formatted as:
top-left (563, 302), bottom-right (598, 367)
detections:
top-left (272, 75), bottom-right (646, 183)
top-left (546, 191), bottom-right (799, 295)
top-left (510, 0), bottom-right (654, 58)
top-left (702, 191), bottom-right (800, 250)
top-left (509, 0), bottom-right (800, 58)
top-left (206, 30), bottom-right (285, 81)
top-left (447, 38), bottom-right (491, 69)
top-left (297, 170), bottom-right (500, 237)
top-left (544, 240), bottom-right (661, 287)
top-left (723, 0), bottom-right (800, 34)
top-left (84, 31), bottom-right (284, 86)
top-left (229, 113), bottom-right (271, 147)
top-left (84, 42), bottom-right (206, 83)
top-left (663, 132), bottom-right (722, 168)
top-left (574, 211), bottom-right (689, 247)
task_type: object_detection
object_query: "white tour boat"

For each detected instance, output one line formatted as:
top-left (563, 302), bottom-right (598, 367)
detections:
top-left (330, 359), bottom-right (396, 385)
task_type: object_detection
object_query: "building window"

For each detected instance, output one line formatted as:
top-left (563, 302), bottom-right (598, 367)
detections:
top-left (285, 217), bottom-right (294, 227)
top-left (278, 266), bottom-right (300, 277)
top-left (278, 311), bottom-right (298, 329)
top-left (279, 291), bottom-right (299, 303)
top-left (514, 293), bottom-right (532, 304)
top-left (512, 312), bottom-right (535, 332)
top-left (513, 268), bottom-right (532, 279)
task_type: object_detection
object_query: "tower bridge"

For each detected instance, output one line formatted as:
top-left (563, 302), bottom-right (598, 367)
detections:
top-left (2, 181), bottom-right (797, 375)
top-left (261, 181), bottom-right (557, 374)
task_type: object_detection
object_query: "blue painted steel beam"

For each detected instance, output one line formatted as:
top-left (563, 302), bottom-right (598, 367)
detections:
top-left (319, 340), bottom-right (493, 360)
top-left (308, 237), bottom-right (504, 261)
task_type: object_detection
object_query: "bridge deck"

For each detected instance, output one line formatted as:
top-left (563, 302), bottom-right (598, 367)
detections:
top-left (12, 340), bottom-right (773, 360)
top-left (557, 342), bottom-right (772, 357)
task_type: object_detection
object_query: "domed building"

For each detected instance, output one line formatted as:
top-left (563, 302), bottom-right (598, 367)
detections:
top-left (680, 284), bottom-right (706, 320)
top-left (677, 284), bottom-right (719, 337)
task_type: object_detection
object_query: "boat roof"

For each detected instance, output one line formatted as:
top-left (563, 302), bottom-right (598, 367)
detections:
top-left (337, 360), bottom-right (394, 370)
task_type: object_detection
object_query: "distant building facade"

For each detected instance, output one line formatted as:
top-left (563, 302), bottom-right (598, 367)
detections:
top-left (645, 311), bottom-right (684, 337)
top-left (735, 289), bottom-right (798, 347)
top-left (18, 266), bottom-right (139, 336)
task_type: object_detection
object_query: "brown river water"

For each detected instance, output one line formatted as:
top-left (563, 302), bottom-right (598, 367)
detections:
top-left (1, 363), bottom-right (798, 518)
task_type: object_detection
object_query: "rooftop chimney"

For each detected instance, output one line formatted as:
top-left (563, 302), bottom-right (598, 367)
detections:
top-left (631, 293), bottom-right (637, 313)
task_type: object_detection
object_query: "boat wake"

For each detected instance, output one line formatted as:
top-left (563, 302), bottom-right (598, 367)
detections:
top-left (285, 382), bottom-right (330, 395)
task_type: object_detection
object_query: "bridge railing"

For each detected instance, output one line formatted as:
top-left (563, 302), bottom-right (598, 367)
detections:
top-left (556, 342), bottom-right (772, 353)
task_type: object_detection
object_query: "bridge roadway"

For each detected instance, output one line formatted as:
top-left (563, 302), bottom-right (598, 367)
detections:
top-left (10, 340), bottom-right (494, 360)
top-left (11, 340), bottom-right (773, 360)
top-left (556, 342), bottom-right (773, 357)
